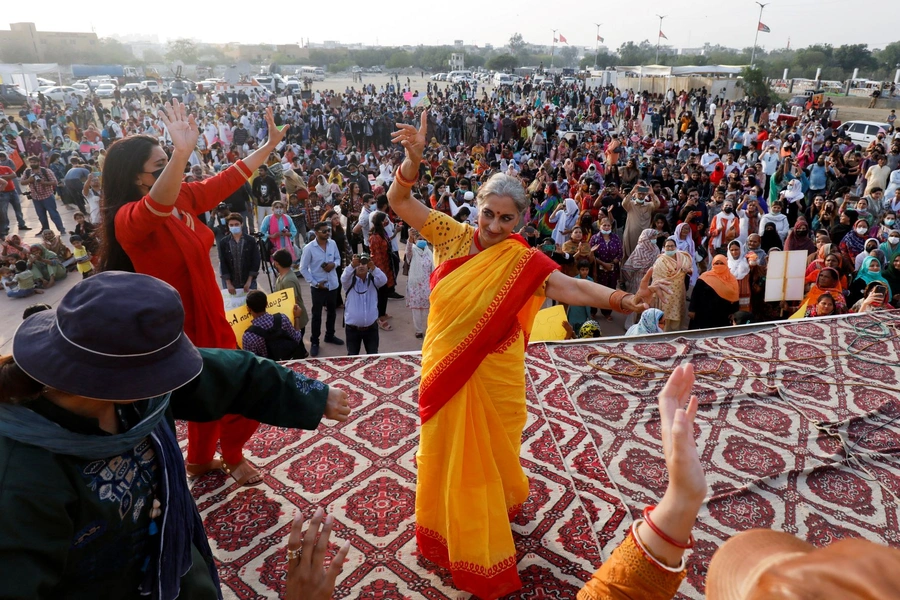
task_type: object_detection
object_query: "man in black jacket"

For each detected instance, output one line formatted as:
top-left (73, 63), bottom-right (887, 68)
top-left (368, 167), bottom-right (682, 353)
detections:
top-left (218, 213), bottom-right (261, 294)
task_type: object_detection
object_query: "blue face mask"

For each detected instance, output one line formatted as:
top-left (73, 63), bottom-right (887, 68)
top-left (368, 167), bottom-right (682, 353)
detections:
top-left (416, 240), bottom-right (428, 250)
top-left (229, 225), bottom-right (242, 235)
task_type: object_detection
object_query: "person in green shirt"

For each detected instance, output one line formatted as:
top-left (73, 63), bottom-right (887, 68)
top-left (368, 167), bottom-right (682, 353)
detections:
top-left (273, 247), bottom-right (309, 334)
top-left (0, 270), bottom-right (350, 600)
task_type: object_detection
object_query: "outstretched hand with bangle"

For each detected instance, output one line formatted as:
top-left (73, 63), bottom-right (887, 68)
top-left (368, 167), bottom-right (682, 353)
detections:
top-left (390, 110), bottom-right (428, 186)
top-left (637, 363), bottom-right (706, 568)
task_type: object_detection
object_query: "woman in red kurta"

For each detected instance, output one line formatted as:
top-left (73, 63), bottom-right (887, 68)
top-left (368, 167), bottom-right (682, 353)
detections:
top-left (98, 101), bottom-right (288, 485)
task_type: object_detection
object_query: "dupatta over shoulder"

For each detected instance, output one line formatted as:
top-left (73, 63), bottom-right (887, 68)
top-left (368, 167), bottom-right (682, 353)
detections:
top-left (415, 223), bottom-right (558, 599)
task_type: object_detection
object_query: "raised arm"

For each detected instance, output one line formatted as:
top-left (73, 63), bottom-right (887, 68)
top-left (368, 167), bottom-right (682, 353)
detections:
top-left (387, 110), bottom-right (432, 232)
top-left (545, 268), bottom-right (669, 313)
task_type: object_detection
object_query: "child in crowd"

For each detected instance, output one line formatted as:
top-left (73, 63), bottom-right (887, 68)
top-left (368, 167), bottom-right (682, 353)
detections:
top-left (2, 261), bottom-right (43, 298)
top-left (70, 235), bottom-right (94, 279)
top-left (567, 259), bottom-right (594, 332)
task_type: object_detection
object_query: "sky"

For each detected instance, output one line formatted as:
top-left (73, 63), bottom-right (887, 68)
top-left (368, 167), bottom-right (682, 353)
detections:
top-left (3, 0), bottom-right (897, 52)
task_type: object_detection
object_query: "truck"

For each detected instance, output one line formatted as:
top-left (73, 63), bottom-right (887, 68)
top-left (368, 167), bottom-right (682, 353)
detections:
top-left (70, 65), bottom-right (142, 85)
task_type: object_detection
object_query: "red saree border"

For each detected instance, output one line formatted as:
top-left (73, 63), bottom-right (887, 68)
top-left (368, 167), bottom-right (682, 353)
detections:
top-left (418, 247), bottom-right (558, 424)
top-left (416, 525), bottom-right (522, 600)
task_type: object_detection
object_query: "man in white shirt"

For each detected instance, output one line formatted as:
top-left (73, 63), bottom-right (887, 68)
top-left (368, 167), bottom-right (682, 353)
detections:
top-left (761, 145), bottom-right (780, 190)
top-left (299, 221), bottom-right (344, 356)
top-left (450, 191), bottom-right (478, 225)
top-left (701, 148), bottom-right (720, 173)
top-left (341, 253), bottom-right (387, 355)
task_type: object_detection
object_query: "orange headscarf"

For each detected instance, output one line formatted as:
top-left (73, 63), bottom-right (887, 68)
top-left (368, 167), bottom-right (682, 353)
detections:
top-left (699, 255), bottom-right (740, 302)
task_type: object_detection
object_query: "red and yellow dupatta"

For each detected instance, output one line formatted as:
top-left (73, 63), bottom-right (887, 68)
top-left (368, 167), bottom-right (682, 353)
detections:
top-left (415, 235), bottom-right (558, 599)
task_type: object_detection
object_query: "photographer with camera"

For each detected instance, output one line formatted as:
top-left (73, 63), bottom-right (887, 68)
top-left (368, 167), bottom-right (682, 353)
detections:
top-left (621, 181), bottom-right (661, 259)
top-left (341, 252), bottom-right (387, 356)
top-left (21, 155), bottom-right (65, 237)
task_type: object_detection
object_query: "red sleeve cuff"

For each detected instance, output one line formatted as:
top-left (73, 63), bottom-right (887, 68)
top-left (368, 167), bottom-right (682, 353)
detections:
top-left (143, 196), bottom-right (174, 217)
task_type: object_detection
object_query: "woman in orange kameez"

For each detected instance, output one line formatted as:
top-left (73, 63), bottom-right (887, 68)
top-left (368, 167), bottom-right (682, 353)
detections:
top-left (388, 111), bottom-right (665, 600)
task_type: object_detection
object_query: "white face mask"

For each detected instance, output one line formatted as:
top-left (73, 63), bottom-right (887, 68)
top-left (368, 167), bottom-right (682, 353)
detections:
top-left (857, 227), bottom-right (869, 236)
top-left (890, 236), bottom-right (900, 245)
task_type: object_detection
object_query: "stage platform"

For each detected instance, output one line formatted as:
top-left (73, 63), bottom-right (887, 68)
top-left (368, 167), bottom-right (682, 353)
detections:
top-left (183, 312), bottom-right (900, 599)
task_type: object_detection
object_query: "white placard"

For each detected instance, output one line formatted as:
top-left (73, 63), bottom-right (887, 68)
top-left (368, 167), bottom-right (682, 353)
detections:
top-left (764, 250), bottom-right (808, 302)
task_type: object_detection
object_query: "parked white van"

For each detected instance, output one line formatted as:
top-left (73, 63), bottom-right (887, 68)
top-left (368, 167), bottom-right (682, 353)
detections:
top-left (493, 73), bottom-right (514, 86)
top-left (449, 70), bottom-right (474, 83)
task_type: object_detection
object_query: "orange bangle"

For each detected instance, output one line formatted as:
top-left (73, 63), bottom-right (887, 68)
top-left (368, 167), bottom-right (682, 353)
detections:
top-left (394, 168), bottom-right (416, 188)
top-left (608, 290), bottom-right (633, 314)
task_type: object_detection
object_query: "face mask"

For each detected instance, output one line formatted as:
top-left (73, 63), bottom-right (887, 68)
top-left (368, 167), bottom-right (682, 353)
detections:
top-left (229, 225), bottom-right (242, 235)
top-left (857, 227), bottom-right (869, 236)
top-left (891, 237), bottom-right (900, 245)
top-left (886, 219), bottom-right (895, 226)
top-left (148, 166), bottom-right (164, 182)
top-left (723, 207), bottom-right (733, 214)
top-left (274, 209), bottom-right (284, 216)
top-left (665, 250), bottom-right (676, 257)
top-left (796, 229), bottom-right (808, 237)
top-left (416, 240), bottom-right (428, 250)
top-left (600, 228), bottom-right (612, 235)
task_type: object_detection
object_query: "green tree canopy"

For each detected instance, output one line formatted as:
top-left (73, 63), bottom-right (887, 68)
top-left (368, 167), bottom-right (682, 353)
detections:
top-left (487, 54), bottom-right (518, 71)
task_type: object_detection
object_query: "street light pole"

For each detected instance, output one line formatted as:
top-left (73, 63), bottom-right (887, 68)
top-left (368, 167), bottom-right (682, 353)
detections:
top-left (750, 2), bottom-right (768, 67)
top-left (594, 23), bottom-right (602, 70)
top-left (655, 15), bottom-right (667, 64)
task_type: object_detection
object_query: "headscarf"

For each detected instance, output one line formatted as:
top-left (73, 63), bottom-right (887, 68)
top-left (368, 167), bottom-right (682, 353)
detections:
top-left (760, 222), bottom-right (783, 253)
top-left (805, 267), bottom-right (847, 314)
top-left (674, 224), bottom-right (699, 286)
top-left (880, 233), bottom-right (900, 263)
top-left (727, 240), bottom-right (750, 280)
top-left (625, 308), bottom-right (665, 337)
top-left (699, 254), bottom-right (740, 302)
top-left (623, 228), bottom-right (660, 270)
top-left (843, 220), bottom-right (871, 259)
top-left (2, 235), bottom-right (31, 260)
top-left (783, 218), bottom-right (817, 254)
top-left (552, 198), bottom-right (580, 245)
top-left (855, 255), bottom-right (892, 297)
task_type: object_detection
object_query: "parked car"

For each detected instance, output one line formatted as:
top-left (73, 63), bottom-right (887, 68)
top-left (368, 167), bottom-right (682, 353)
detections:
top-left (71, 82), bottom-right (90, 93)
top-left (430, 72), bottom-right (447, 81)
top-left (95, 83), bottom-right (118, 98)
top-left (840, 120), bottom-right (892, 147)
top-left (493, 73), bottom-right (514, 86)
top-left (168, 80), bottom-right (193, 100)
top-left (141, 80), bottom-right (162, 93)
top-left (560, 77), bottom-right (577, 86)
top-left (40, 86), bottom-right (88, 102)
top-left (0, 84), bottom-right (28, 106)
top-left (122, 83), bottom-right (143, 93)
top-left (30, 85), bottom-right (55, 98)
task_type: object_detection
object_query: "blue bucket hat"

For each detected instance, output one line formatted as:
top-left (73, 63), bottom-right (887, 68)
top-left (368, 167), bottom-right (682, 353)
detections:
top-left (13, 271), bottom-right (203, 400)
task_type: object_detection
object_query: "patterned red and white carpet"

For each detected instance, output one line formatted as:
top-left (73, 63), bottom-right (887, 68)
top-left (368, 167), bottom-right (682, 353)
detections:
top-left (182, 312), bottom-right (900, 599)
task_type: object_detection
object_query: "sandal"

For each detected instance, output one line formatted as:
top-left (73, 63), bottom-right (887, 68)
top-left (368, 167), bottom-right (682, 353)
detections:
top-left (378, 319), bottom-right (393, 331)
top-left (222, 458), bottom-right (264, 487)
top-left (186, 459), bottom-right (223, 479)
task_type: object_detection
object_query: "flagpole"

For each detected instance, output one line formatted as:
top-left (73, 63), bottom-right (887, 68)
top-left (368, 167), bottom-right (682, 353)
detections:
top-left (655, 15), bottom-right (666, 64)
top-left (551, 29), bottom-right (557, 69)
top-left (751, 2), bottom-right (768, 67)
top-left (594, 23), bottom-right (602, 70)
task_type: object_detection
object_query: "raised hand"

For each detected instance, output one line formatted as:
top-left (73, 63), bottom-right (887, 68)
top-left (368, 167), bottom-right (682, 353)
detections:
top-left (157, 99), bottom-right (199, 155)
top-left (625, 269), bottom-right (672, 312)
top-left (285, 507), bottom-right (351, 600)
top-left (263, 105), bottom-right (288, 149)
top-left (658, 364), bottom-right (705, 503)
top-left (390, 110), bottom-right (427, 166)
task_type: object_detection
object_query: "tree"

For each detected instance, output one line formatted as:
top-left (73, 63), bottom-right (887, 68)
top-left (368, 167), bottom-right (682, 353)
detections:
top-left (142, 49), bottom-right (165, 63)
top-left (508, 33), bottom-right (526, 56)
top-left (834, 44), bottom-right (876, 73)
top-left (166, 39), bottom-right (198, 63)
top-left (559, 46), bottom-right (579, 67)
top-left (738, 66), bottom-right (770, 103)
top-left (386, 50), bottom-right (412, 69)
top-left (487, 54), bottom-right (519, 71)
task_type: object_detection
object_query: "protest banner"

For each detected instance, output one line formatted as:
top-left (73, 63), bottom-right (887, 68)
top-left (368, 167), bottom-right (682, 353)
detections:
top-left (225, 287), bottom-right (295, 348)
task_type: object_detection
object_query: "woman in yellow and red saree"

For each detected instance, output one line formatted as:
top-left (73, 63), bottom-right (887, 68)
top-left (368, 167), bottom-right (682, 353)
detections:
top-left (387, 111), bottom-right (667, 600)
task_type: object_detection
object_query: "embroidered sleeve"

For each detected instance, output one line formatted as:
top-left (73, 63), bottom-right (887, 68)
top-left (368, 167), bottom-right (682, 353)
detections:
top-left (420, 210), bottom-right (473, 266)
top-left (577, 532), bottom-right (686, 600)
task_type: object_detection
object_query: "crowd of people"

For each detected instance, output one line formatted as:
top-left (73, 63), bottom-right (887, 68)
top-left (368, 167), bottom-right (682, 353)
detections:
top-left (2, 69), bottom-right (900, 599)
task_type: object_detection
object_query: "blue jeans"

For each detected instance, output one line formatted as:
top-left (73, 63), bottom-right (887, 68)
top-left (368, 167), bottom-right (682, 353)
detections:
top-left (33, 195), bottom-right (66, 233)
top-left (6, 287), bottom-right (35, 298)
top-left (0, 190), bottom-right (25, 234)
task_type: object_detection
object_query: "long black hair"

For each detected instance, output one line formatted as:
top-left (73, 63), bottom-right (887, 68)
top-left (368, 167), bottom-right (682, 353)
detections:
top-left (98, 135), bottom-right (160, 273)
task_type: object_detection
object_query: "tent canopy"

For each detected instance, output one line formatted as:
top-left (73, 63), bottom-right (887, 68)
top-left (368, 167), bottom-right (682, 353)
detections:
top-left (615, 64), bottom-right (746, 76)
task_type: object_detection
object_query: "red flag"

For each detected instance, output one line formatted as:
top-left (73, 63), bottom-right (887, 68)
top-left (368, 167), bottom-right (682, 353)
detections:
top-left (597, 35), bottom-right (604, 42)
top-left (659, 30), bottom-right (668, 40)
top-left (758, 22), bottom-right (771, 33)
top-left (558, 33), bottom-right (568, 43)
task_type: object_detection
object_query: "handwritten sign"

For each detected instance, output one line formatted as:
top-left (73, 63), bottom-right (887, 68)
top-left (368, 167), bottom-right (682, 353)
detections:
top-left (225, 288), bottom-right (295, 348)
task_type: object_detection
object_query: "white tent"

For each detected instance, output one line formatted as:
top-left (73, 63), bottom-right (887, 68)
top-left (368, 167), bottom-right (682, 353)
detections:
top-left (614, 64), bottom-right (746, 77)
top-left (0, 63), bottom-right (62, 93)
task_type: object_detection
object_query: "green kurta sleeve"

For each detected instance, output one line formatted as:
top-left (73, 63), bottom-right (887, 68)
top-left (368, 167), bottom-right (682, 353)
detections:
top-left (170, 348), bottom-right (329, 430)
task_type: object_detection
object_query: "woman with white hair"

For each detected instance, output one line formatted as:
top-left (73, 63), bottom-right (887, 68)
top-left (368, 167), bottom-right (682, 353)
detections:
top-left (387, 111), bottom-right (668, 599)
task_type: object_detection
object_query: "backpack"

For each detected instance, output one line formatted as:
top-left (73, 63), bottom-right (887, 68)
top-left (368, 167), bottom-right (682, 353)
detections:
top-left (246, 313), bottom-right (307, 361)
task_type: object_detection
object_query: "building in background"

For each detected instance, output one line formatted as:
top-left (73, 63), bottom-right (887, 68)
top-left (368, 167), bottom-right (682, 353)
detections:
top-left (0, 22), bottom-right (98, 62)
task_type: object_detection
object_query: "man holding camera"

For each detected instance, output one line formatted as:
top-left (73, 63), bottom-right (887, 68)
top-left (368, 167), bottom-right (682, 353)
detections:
top-left (341, 252), bottom-right (387, 356)
top-left (21, 155), bottom-right (65, 237)
top-left (299, 221), bottom-right (344, 357)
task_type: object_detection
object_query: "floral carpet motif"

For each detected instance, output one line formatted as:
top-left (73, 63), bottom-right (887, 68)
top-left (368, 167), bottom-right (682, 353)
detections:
top-left (181, 312), bottom-right (900, 599)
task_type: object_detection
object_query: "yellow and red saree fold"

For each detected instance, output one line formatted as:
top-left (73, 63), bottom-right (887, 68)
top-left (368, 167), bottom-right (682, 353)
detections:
top-left (416, 237), bottom-right (559, 599)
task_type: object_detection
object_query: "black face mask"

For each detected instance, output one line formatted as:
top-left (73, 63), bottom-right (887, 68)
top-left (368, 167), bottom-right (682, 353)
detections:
top-left (147, 167), bottom-right (164, 183)
top-left (796, 229), bottom-right (808, 237)
top-left (723, 207), bottom-right (733, 214)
